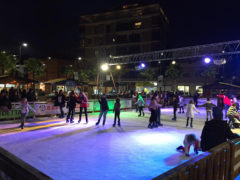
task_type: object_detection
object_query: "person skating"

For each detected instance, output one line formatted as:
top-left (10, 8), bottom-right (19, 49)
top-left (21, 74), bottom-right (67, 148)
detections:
top-left (113, 98), bottom-right (121, 127)
top-left (227, 103), bottom-right (239, 129)
top-left (137, 94), bottom-right (145, 117)
top-left (96, 94), bottom-right (109, 126)
top-left (193, 91), bottom-right (200, 107)
top-left (66, 91), bottom-right (78, 123)
top-left (218, 93), bottom-right (233, 118)
top-left (178, 95), bottom-right (185, 113)
top-left (201, 107), bottom-right (239, 151)
top-left (186, 100), bottom-right (199, 128)
top-left (176, 134), bottom-right (200, 156)
top-left (78, 92), bottom-right (88, 124)
top-left (148, 94), bottom-right (161, 128)
top-left (200, 98), bottom-right (216, 121)
top-left (15, 98), bottom-right (36, 129)
top-left (55, 90), bottom-right (65, 118)
top-left (172, 94), bottom-right (179, 121)
top-left (156, 93), bottom-right (163, 126)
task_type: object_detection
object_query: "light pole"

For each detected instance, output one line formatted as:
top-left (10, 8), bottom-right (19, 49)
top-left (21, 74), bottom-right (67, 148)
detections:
top-left (19, 42), bottom-right (28, 63)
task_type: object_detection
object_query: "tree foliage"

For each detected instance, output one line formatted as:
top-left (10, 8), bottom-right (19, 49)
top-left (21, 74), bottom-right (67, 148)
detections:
top-left (0, 53), bottom-right (18, 75)
top-left (165, 64), bottom-right (183, 80)
top-left (140, 68), bottom-right (157, 80)
top-left (201, 65), bottom-right (217, 84)
top-left (24, 58), bottom-right (45, 78)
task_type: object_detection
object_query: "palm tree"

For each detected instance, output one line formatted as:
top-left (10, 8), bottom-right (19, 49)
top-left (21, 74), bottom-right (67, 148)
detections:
top-left (0, 52), bottom-right (18, 75)
top-left (24, 58), bottom-right (45, 89)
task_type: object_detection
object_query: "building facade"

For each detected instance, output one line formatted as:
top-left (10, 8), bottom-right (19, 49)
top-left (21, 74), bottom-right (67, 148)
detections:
top-left (79, 3), bottom-right (169, 65)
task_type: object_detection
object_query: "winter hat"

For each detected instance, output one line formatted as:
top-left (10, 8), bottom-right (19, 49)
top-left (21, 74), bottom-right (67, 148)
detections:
top-left (212, 107), bottom-right (223, 120)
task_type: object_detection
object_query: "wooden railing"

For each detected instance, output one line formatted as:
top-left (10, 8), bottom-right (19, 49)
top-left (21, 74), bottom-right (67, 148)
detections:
top-left (153, 140), bottom-right (239, 180)
top-left (0, 147), bottom-right (52, 180)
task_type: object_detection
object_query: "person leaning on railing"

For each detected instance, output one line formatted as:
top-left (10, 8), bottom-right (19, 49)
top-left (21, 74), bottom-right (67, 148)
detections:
top-left (200, 107), bottom-right (239, 151)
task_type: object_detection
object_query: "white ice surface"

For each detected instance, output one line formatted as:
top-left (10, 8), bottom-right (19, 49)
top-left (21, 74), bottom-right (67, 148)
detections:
top-left (0, 107), bottom-right (231, 180)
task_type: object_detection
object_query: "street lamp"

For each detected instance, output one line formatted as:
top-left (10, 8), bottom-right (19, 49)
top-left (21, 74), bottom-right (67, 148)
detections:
top-left (101, 63), bottom-right (109, 71)
top-left (116, 65), bottom-right (121, 70)
top-left (172, 60), bottom-right (176, 65)
top-left (19, 42), bottom-right (28, 63)
top-left (78, 57), bottom-right (82, 61)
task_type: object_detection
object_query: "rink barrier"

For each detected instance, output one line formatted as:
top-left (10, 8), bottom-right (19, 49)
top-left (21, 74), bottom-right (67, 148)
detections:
top-left (0, 99), bottom-right (133, 120)
top-left (0, 146), bottom-right (52, 180)
top-left (153, 142), bottom-right (232, 180)
top-left (229, 138), bottom-right (240, 180)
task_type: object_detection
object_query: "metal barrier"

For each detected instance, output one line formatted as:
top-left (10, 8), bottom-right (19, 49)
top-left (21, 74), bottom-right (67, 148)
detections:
top-left (153, 142), bottom-right (232, 180)
top-left (0, 147), bottom-right (52, 180)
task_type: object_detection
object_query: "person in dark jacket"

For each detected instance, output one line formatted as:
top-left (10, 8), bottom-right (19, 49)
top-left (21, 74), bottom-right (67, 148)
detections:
top-left (200, 107), bottom-right (239, 151)
top-left (27, 89), bottom-right (36, 102)
top-left (0, 90), bottom-right (11, 112)
top-left (113, 98), bottom-right (121, 127)
top-left (96, 94), bottom-right (109, 126)
top-left (172, 94), bottom-right (179, 121)
top-left (55, 90), bottom-right (65, 118)
top-left (66, 91), bottom-right (78, 123)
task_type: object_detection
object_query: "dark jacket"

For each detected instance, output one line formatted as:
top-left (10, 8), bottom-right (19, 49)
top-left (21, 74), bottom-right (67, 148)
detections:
top-left (27, 92), bottom-right (36, 102)
top-left (99, 98), bottom-right (109, 111)
top-left (55, 94), bottom-right (65, 106)
top-left (173, 96), bottom-right (179, 108)
top-left (68, 96), bottom-right (77, 109)
top-left (201, 119), bottom-right (239, 151)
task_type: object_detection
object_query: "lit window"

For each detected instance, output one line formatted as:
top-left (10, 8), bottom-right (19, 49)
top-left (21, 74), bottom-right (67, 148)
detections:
top-left (134, 22), bottom-right (142, 28)
top-left (178, 86), bottom-right (189, 93)
top-left (196, 86), bottom-right (203, 94)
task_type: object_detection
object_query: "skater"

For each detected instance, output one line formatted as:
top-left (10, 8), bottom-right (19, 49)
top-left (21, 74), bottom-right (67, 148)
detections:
top-left (156, 93), bottom-right (163, 126)
top-left (178, 95), bottom-right (185, 113)
top-left (66, 91), bottom-right (78, 123)
top-left (96, 94), bottom-right (109, 126)
top-left (193, 91), bottom-right (200, 107)
top-left (148, 94), bottom-right (161, 128)
top-left (200, 98), bottom-right (216, 121)
top-left (113, 98), bottom-right (121, 127)
top-left (186, 100), bottom-right (199, 128)
top-left (218, 93), bottom-right (233, 119)
top-left (227, 103), bottom-right (239, 129)
top-left (172, 94), bottom-right (179, 121)
top-left (15, 98), bottom-right (36, 129)
top-left (137, 94), bottom-right (145, 117)
top-left (176, 134), bottom-right (200, 156)
top-left (78, 92), bottom-right (88, 124)
top-left (55, 90), bottom-right (65, 118)
top-left (201, 107), bottom-right (239, 151)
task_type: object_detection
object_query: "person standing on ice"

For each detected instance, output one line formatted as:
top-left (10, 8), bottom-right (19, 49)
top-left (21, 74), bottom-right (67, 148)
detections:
top-left (15, 98), bottom-right (36, 129)
top-left (66, 91), bottom-right (78, 123)
top-left (185, 100), bottom-right (199, 128)
top-left (172, 94), bottom-right (179, 121)
top-left (178, 95), bottom-right (185, 113)
top-left (199, 97), bottom-right (216, 121)
top-left (113, 98), bottom-right (121, 127)
top-left (78, 92), bottom-right (88, 124)
top-left (218, 93), bottom-right (233, 119)
top-left (96, 94), bottom-right (109, 126)
top-left (176, 134), bottom-right (200, 156)
top-left (55, 90), bottom-right (65, 118)
top-left (148, 93), bottom-right (162, 128)
top-left (156, 92), bottom-right (163, 126)
top-left (137, 94), bottom-right (145, 117)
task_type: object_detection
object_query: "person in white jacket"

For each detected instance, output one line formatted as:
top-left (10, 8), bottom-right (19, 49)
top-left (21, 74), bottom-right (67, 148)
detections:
top-left (186, 100), bottom-right (199, 128)
top-left (15, 98), bottom-right (36, 129)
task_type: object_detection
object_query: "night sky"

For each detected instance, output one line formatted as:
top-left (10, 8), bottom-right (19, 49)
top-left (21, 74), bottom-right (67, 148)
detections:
top-left (0, 0), bottom-right (239, 59)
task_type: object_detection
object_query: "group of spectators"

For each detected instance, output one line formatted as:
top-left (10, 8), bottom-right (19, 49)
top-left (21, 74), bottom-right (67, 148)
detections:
top-left (0, 88), bottom-right (36, 112)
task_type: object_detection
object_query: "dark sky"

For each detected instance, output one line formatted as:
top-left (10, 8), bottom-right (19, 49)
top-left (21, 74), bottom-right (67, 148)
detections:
top-left (0, 0), bottom-right (239, 59)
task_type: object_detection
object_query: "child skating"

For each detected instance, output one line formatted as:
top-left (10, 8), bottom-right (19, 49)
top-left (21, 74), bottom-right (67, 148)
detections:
top-left (15, 98), bottom-right (36, 129)
top-left (113, 98), bottom-right (121, 127)
top-left (176, 134), bottom-right (200, 156)
top-left (186, 100), bottom-right (199, 128)
top-left (200, 98), bottom-right (216, 121)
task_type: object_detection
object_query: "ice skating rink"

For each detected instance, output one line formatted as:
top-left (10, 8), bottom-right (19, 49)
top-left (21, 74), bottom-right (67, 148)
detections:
top-left (0, 108), bottom-right (239, 180)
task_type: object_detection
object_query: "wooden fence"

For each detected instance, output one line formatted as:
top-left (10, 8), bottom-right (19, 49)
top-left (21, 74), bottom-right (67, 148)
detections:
top-left (0, 147), bottom-right (52, 180)
top-left (153, 140), bottom-right (240, 180)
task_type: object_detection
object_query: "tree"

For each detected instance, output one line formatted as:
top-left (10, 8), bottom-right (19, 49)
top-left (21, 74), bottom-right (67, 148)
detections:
top-left (24, 58), bottom-right (45, 89)
top-left (165, 64), bottom-right (183, 91)
top-left (139, 68), bottom-right (157, 80)
top-left (201, 65), bottom-right (217, 84)
top-left (63, 66), bottom-right (74, 79)
top-left (0, 52), bottom-right (18, 75)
